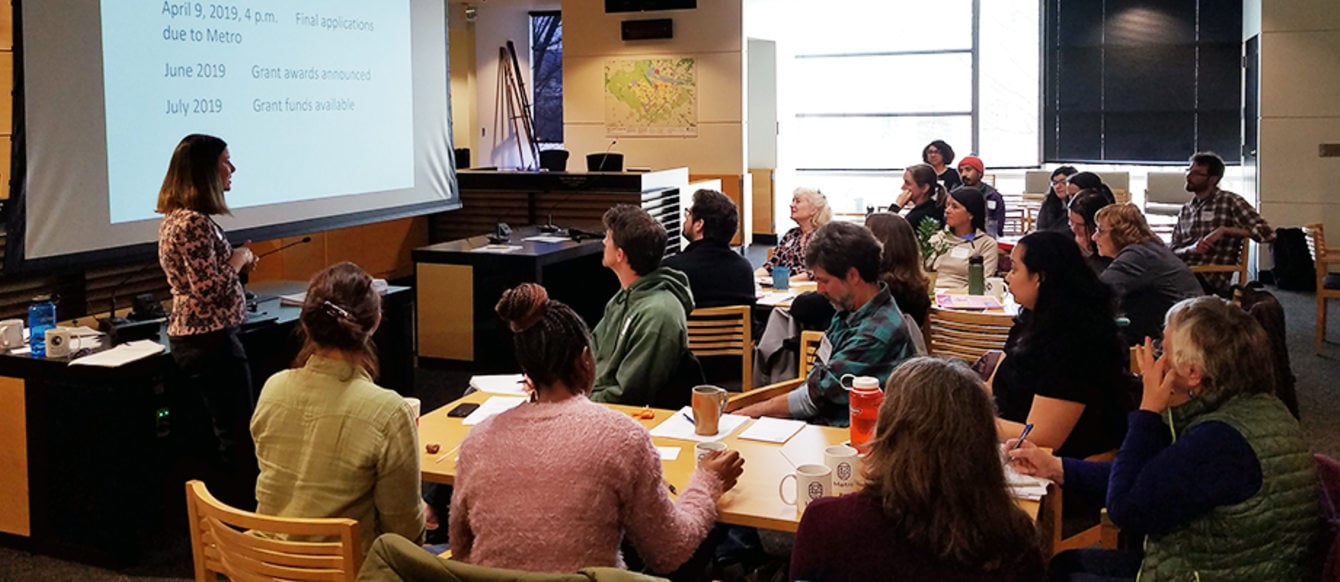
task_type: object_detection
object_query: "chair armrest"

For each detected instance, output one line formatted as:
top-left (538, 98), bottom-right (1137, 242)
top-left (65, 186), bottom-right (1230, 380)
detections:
top-left (1189, 264), bottom-right (1243, 273)
top-left (1100, 509), bottom-right (1120, 550)
top-left (726, 378), bottom-right (804, 412)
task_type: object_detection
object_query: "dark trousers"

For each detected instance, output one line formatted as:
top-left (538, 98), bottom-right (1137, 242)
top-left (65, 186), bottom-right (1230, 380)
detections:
top-left (1049, 549), bottom-right (1142, 582)
top-left (171, 327), bottom-right (257, 509)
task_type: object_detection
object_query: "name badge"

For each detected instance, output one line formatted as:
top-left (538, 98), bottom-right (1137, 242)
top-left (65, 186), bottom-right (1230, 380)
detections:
top-left (951, 246), bottom-right (971, 259)
top-left (817, 334), bottom-right (834, 365)
top-left (1200, 210), bottom-right (1216, 223)
top-left (987, 200), bottom-right (997, 210)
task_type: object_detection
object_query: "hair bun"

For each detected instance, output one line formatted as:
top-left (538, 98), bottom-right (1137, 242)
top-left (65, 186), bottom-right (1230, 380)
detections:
top-left (496, 283), bottom-right (549, 333)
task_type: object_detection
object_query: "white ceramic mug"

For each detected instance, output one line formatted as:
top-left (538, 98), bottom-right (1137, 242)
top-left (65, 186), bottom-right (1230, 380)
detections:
top-left (44, 327), bottom-right (80, 358)
top-left (694, 441), bottom-right (727, 467)
top-left (0, 319), bottom-right (23, 350)
top-left (985, 277), bottom-right (1007, 300)
top-left (778, 463), bottom-right (831, 513)
top-left (825, 444), bottom-right (860, 496)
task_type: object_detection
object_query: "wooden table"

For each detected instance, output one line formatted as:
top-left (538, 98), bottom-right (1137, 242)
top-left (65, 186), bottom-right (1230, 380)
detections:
top-left (420, 391), bottom-right (1041, 533)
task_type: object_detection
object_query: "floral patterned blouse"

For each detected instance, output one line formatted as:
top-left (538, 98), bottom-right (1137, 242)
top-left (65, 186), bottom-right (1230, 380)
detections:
top-left (158, 209), bottom-right (246, 337)
top-left (762, 227), bottom-right (815, 278)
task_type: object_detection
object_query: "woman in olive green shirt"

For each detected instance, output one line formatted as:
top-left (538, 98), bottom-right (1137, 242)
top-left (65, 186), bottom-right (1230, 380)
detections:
top-left (251, 262), bottom-right (425, 553)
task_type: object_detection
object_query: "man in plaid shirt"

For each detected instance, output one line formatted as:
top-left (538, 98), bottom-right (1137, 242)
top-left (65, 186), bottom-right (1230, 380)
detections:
top-left (1170, 151), bottom-right (1274, 294)
top-left (736, 221), bottom-right (914, 426)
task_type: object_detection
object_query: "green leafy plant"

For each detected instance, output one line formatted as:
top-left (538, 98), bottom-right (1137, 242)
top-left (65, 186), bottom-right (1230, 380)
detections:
top-left (914, 217), bottom-right (951, 271)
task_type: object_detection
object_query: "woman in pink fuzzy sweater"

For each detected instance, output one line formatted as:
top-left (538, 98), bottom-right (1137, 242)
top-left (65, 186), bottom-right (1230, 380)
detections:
top-left (449, 283), bottom-right (745, 574)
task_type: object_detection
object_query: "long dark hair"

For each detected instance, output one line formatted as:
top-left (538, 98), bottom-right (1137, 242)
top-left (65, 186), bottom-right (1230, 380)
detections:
top-left (1067, 172), bottom-right (1116, 205)
top-left (1067, 189), bottom-right (1112, 255)
top-left (495, 283), bottom-right (595, 395)
top-left (863, 358), bottom-right (1043, 571)
top-left (294, 262), bottom-right (381, 378)
top-left (1013, 231), bottom-right (1119, 353)
top-left (866, 212), bottom-right (929, 293)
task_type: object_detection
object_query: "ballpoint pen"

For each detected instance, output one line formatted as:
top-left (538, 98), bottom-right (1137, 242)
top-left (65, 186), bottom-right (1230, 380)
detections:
top-left (1006, 423), bottom-right (1034, 453)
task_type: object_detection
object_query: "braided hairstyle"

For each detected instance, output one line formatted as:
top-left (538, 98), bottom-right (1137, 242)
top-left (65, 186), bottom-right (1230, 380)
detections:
top-left (495, 283), bottom-right (595, 395)
top-left (294, 261), bottom-right (381, 378)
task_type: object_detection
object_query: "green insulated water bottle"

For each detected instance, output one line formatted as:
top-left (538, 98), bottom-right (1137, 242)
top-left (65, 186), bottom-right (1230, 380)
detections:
top-left (968, 255), bottom-right (985, 295)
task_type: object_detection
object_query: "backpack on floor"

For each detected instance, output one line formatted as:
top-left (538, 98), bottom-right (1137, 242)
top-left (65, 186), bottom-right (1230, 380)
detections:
top-left (1272, 227), bottom-right (1316, 291)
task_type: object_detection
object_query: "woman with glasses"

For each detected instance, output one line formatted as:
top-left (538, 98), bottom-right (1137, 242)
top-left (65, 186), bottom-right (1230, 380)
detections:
top-left (1092, 204), bottom-right (1203, 345)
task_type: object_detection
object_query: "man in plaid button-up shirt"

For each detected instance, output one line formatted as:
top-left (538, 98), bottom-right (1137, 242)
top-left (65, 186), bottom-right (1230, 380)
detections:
top-left (736, 222), bottom-right (914, 426)
top-left (1171, 152), bottom-right (1274, 294)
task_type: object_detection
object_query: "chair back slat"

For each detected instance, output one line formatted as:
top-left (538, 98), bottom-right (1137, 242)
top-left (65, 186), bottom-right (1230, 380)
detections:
top-left (687, 305), bottom-right (753, 391)
top-left (186, 480), bottom-right (362, 582)
top-left (927, 308), bottom-right (1013, 363)
top-left (799, 330), bottom-right (824, 378)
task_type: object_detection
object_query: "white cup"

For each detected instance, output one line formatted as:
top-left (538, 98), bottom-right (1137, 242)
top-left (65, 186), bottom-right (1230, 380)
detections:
top-left (694, 441), bottom-right (727, 467)
top-left (403, 397), bottom-right (422, 422)
top-left (778, 463), bottom-right (832, 513)
top-left (824, 445), bottom-right (860, 496)
top-left (44, 327), bottom-right (80, 358)
top-left (985, 277), bottom-right (1007, 300)
top-left (0, 319), bottom-right (22, 350)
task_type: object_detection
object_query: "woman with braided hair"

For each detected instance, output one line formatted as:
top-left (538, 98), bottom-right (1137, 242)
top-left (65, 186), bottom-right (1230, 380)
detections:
top-left (251, 262), bottom-right (426, 554)
top-left (448, 282), bottom-right (744, 574)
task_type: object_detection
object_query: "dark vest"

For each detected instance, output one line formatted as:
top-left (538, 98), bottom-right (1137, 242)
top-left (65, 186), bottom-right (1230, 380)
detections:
top-left (1140, 393), bottom-right (1322, 581)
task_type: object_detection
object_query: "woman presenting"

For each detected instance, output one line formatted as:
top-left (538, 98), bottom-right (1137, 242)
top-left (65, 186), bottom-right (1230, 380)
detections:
top-left (156, 133), bottom-right (259, 507)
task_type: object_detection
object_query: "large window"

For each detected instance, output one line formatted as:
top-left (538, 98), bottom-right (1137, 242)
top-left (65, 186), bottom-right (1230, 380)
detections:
top-left (530, 11), bottom-right (563, 144)
top-left (1043, 0), bottom-right (1243, 164)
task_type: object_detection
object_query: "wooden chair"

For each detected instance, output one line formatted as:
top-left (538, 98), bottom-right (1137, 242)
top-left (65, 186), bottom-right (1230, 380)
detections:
top-left (687, 305), bottom-right (753, 391)
top-left (185, 480), bottom-right (362, 582)
top-left (1039, 450), bottom-right (1118, 555)
top-left (726, 331), bottom-right (823, 412)
top-left (925, 308), bottom-right (1014, 363)
top-left (1305, 224), bottom-right (1340, 354)
top-left (1189, 237), bottom-right (1251, 287)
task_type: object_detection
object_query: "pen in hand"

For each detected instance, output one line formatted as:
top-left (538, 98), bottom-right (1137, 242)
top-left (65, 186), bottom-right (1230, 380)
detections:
top-left (1006, 423), bottom-right (1034, 453)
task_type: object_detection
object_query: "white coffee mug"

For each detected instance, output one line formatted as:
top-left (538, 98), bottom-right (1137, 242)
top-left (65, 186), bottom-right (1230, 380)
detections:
top-left (0, 319), bottom-right (23, 350)
top-left (403, 397), bottom-right (422, 424)
top-left (694, 441), bottom-right (728, 467)
top-left (44, 327), bottom-right (80, 358)
top-left (778, 463), bottom-right (832, 513)
top-left (825, 444), bottom-right (860, 496)
top-left (985, 277), bottom-right (1007, 300)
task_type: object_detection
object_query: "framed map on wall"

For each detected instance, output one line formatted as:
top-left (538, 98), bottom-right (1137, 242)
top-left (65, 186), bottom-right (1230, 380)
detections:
top-left (603, 58), bottom-right (698, 137)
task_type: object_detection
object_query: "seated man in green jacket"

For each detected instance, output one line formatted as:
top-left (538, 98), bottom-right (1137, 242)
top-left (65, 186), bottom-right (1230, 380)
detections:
top-left (590, 204), bottom-right (694, 405)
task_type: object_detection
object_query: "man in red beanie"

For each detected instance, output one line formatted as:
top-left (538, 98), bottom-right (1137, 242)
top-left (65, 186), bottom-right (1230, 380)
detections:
top-left (956, 155), bottom-right (1005, 237)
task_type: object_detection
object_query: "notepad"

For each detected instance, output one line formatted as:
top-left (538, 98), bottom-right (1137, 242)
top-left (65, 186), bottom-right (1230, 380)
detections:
top-left (737, 417), bottom-right (806, 444)
top-left (1003, 461), bottom-right (1052, 501)
top-left (461, 396), bottom-right (526, 426)
top-left (469, 374), bottom-right (528, 395)
top-left (648, 407), bottom-right (749, 442)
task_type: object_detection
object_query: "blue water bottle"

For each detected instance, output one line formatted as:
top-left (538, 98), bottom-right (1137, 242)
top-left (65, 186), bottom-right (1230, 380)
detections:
top-left (28, 294), bottom-right (56, 357)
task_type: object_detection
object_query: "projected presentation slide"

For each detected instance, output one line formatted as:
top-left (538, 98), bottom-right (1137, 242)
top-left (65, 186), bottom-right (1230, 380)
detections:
top-left (101, 1), bottom-right (414, 223)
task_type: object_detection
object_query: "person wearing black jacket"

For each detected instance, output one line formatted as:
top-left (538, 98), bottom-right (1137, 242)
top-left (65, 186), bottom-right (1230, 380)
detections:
top-left (664, 189), bottom-right (755, 308)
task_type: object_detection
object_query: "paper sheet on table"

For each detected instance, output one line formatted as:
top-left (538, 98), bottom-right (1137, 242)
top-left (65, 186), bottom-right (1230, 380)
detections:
top-left (648, 407), bottom-right (749, 442)
top-left (471, 245), bottom-right (523, 254)
top-left (461, 396), bottom-right (526, 426)
top-left (522, 235), bottom-right (569, 243)
top-left (469, 374), bottom-right (528, 395)
top-left (280, 293), bottom-right (307, 306)
top-left (67, 326), bottom-right (102, 338)
top-left (756, 292), bottom-right (794, 307)
top-left (737, 417), bottom-right (806, 444)
top-left (1004, 461), bottom-right (1052, 500)
top-left (657, 446), bottom-right (681, 461)
top-left (69, 340), bottom-right (165, 367)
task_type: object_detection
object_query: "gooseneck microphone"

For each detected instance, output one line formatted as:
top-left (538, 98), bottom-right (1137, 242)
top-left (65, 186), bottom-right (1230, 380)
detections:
top-left (256, 236), bottom-right (313, 259)
top-left (595, 139), bottom-right (618, 172)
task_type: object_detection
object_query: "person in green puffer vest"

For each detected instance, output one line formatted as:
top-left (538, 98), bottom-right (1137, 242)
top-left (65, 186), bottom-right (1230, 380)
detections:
top-left (1009, 296), bottom-right (1323, 581)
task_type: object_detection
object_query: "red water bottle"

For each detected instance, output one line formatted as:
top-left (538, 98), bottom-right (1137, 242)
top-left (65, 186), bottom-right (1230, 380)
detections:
top-left (844, 374), bottom-right (883, 454)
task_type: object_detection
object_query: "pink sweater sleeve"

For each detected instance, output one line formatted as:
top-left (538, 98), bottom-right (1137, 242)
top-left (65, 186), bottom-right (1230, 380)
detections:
top-left (617, 431), bottom-right (723, 573)
top-left (447, 438), bottom-right (476, 563)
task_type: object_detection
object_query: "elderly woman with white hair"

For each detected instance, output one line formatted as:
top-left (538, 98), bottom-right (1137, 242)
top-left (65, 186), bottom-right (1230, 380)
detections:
top-left (756, 186), bottom-right (832, 280)
top-left (1008, 296), bottom-right (1321, 581)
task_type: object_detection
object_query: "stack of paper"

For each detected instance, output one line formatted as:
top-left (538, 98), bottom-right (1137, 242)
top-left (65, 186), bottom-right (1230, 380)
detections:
top-left (648, 407), bottom-right (749, 442)
top-left (469, 374), bottom-right (528, 395)
top-left (69, 340), bottom-right (165, 367)
top-left (737, 417), bottom-right (806, 444)
top-left (1003, 462), bottom-right (1051, 501)
top-left (461, 396), bottom-right (526, 426)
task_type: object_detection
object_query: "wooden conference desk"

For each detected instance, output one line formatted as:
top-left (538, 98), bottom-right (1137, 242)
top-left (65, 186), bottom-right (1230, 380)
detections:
top-left (420, 391), bottom-right (1041, 534)
top-left (0, 281), bottom-right (415, 567)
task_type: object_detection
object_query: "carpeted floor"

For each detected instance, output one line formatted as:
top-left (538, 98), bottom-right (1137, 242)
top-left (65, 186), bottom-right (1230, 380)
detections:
top-left (2, 278), bottom-right (1338, 581)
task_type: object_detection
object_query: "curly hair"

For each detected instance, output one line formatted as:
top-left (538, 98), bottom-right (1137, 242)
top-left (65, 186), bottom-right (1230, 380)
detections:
top-left (1095, 203), bottom-right (1161, 251)
top-left (922, 140), bottom-right (956, 165)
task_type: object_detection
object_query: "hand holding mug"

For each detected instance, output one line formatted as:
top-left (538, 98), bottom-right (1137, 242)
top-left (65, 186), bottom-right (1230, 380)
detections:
top-left (699, 449), bottom-right (744, 493)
